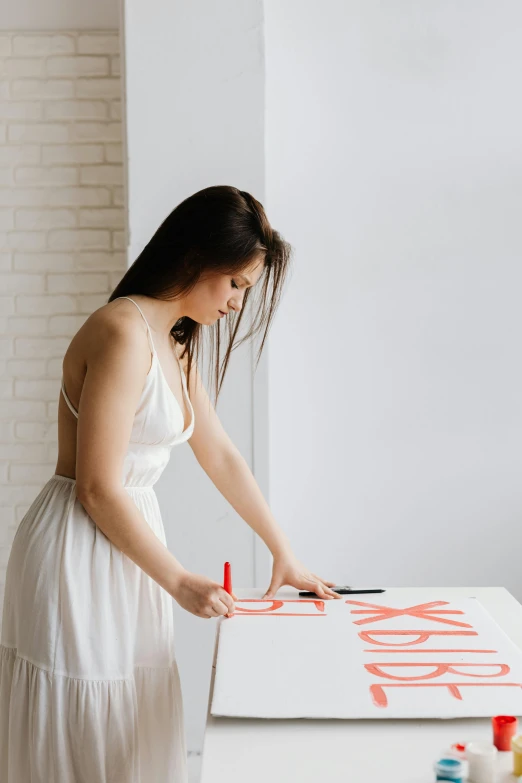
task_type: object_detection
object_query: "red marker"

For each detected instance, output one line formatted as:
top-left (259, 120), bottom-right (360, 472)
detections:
top-left (223, 561), bottom-right (233, 617)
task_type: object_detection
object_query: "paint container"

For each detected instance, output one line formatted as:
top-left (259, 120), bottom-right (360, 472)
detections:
top-left (512, 735), bottom-right (522, 777)
top-left (439, 744), bottom-right (468, 779)
top-left (466, 741), bottom-right (498, 783)
top-left (433, 756), bottom-right (464, 781)
top-left (492, 715), bottom-right (518, 751)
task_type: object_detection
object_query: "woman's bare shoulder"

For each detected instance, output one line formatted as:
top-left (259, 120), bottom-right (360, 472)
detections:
top-left (90, 298), bottom-right (147, 340)
top-left (65, 298), bottom-right (150, 368)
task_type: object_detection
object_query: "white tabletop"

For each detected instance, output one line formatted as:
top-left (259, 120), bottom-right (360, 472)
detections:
top-left (200, 587), bottom-right (522, 783)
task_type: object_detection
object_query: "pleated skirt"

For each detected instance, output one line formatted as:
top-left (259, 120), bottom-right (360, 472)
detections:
top-left (0, 473), bottom-right (187, 783)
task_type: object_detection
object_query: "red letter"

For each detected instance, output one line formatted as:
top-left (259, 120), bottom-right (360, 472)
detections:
top-left (365, 662), bottom-right (510, 682)
top-left (370, 682), bottom-right (522, 708)
top-left (234, 599), bottom-right (325, 616)
top-left (359, 630), bottom-right (478, 646)
top-left (346, 600), bottom-right (472, 628)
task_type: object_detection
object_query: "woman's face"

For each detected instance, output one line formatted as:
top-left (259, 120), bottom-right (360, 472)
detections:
top-left (184, 256), bottom-right (265, 325)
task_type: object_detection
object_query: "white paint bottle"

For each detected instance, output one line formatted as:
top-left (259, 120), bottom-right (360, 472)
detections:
top-left (466, 741), bottom-right (498, 783)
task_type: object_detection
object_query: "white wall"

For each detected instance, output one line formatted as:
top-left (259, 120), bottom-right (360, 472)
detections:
top-left (123, 0), bottom-right (266, 757)
top-left (265, 1), bottom-right (522, 599)
top-left (0, 30), bottom-right (125, 610)
top-left (123, 0), bottom-right (522, 762)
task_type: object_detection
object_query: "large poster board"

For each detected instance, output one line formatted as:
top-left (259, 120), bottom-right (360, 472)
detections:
top-left (210, 596), bottom-right (522, 719)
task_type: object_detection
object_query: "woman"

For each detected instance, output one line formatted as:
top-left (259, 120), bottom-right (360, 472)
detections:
top-left (0, 185), bottom-right (340, 782)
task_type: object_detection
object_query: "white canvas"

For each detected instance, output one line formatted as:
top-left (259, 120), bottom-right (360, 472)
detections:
top-left (210, 596), bottom-right (522, 719)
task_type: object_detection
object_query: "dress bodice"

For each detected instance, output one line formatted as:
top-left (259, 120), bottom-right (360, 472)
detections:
top-left (60, 296), bottom-right (195, 487)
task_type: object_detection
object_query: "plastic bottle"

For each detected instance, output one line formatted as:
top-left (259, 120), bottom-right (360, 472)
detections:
top-left (512, 735), bottom-right (522, 777)
top-left (466, 741), bottom-right (497, 783)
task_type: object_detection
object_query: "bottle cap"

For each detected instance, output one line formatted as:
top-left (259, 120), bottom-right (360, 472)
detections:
top-left (492, 715), bottom-right (518, 751)
top-left (433, 756), bottom-right (464, 780)
top-left (467, 741), bottom-right (497, 758)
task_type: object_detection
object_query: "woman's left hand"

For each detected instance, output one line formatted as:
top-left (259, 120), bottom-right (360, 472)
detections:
top-left (262, 550), bottom-right (342, 600)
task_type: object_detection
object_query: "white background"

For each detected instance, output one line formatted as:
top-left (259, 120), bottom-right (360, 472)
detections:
top-left (265, 1), bottom-right (522, 597)
top-left (123, 0), bottom-right (268, 755)
top-left (8, 0), bottom-right (521, 760)
top-left (125, 0), bottom-right (522, 756)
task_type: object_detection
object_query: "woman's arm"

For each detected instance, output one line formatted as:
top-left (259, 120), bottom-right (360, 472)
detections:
top-left (74, 313), bottom-right (236, 618)
top-left (201, 445), bottom-right (292, 557)
top-left (74, 312), bottom-right (188, 596)
top-left (185, 362), bottom-right (289, 555)
top-left (195, 437), bottom-right (340, 600)
top-left (186, 361), bottom-right (340, 601)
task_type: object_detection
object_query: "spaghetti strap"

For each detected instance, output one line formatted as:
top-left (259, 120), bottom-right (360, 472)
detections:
top-left (117, 296), bottom-right (189, 400)
top-left (60, 296), bottom-right (156, 421)
top-left (116, 296), bottom-right (156, 354)
top-left (116, 297), bottom-right (193, 433)
top-left (59, 296), bottom-right (193, 432)
top-left (61, 379), bottom-right (79, 418)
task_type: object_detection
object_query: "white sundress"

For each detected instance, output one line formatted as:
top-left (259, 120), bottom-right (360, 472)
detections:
top-left (0, 296), bottom-right (195, 783)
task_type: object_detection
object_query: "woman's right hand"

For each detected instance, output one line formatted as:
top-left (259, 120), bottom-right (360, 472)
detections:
top-left (171, 570), bottom-right (237, 619)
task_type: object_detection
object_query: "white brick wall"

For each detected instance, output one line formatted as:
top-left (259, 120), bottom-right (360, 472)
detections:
top-left (0, 31), bottom-right (126, 608)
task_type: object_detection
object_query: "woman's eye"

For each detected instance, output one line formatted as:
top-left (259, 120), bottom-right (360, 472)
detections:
top-left (231, 280), bottom-right (239, 289)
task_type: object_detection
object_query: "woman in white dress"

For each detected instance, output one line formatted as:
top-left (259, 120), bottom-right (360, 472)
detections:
top-left (0, 185), bottom-right (341, 782)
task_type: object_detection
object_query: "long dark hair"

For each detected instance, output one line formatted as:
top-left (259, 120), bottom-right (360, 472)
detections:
top-left (108, 185), bottom-right (292, 402)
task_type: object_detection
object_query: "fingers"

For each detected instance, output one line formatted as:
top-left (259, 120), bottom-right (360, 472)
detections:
top-left (216, 589), bottom-right (235, 616)
top-left (328, 588), bottom-right (343, 599)
top-left (322, 585), bottom-right (341, 599)
top-left (206, 601), bottom-right (231, 619)
top-left (262, 576), bottom-right (280, 599)
top-left (312, 582), bottom-right (329, 599)
top-left (219, 588), bottom-right (235, 614)
top-left (308, 578), bottom-right (340, 600)
top-left (262, 582), bottom-right (279, 600)
top-left (188, 581), bottom-right (237, 620)
top-left (310, 574), bottom-right (342, 599)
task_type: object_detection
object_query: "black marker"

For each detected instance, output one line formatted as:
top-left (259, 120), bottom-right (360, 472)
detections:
top-left (298, 586), bottom-right (386, 597)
